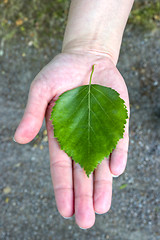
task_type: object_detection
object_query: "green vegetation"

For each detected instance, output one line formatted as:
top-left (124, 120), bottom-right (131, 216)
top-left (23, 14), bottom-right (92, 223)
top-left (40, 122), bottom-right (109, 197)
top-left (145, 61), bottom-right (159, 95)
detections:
top-left (119, 184), bottom-right (128, 190)
top-left (0, 0), bottom-right (69, 48)
top-left (129, 2), bottom-right (160, 29)
top-left (0, 0), bottom-right (159, 48)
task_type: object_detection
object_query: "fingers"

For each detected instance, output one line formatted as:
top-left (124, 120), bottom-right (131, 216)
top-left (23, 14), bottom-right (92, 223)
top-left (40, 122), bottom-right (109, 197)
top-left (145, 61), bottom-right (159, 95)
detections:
top-left (45, 103), bottom-right (74, 218)
top-left (14, 78), bottom-right (53, 144)
top-left (46, 99), bottom-right (113, 227)
top-left (110, 119), bottom-right (129, 176)
top-left (94, 158), bottom-right (112, 214)
top-left (73, 162), bottom-right (95, 229)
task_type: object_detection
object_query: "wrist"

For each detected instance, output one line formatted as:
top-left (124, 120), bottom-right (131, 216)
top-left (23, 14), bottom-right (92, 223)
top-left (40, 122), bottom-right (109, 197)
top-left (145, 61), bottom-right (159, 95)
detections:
top-left (62, 37), bottom-right (119, 65)
top-left (61, 0), bottom-right (134, 65)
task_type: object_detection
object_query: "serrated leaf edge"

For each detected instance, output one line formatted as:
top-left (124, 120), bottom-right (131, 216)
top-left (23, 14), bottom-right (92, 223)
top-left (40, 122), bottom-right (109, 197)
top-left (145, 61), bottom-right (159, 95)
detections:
top-left (50, 85), bottom-right (128, 177)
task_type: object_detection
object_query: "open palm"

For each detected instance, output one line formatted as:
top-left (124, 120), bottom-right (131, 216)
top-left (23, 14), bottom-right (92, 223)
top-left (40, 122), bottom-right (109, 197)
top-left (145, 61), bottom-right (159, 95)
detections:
top-left (14, 52), bottom-right (130, 229)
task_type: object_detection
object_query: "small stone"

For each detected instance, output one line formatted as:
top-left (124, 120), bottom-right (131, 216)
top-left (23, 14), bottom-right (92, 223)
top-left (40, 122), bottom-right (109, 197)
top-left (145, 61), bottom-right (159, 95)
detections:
top-left (0, 50), bottom-right (4, 56)
top-left (68, 225), bottom-right (72, 230)
top-left (154, 15), bottom-right (160, 20)
top-left (3, 186), bottom-right (11, 194)
top-left (39, 145), bottom-right (44, 150)
top-left (43, 130), bottom-right (47, 136)
top-left (5, 197), bottom-right (9, 203)
top-left (140, 68), bottom-right (145, 74)
top-left (22, 52), bottom-right (26, 57)
top-left (14, 163), bottom-right (21, 167)
top-left (28, 41), bottom-right (33, 46)
top-left (153, 81), bottom-right (158, 86)
top-left (131, 66), bottom-right (136, 71)
top-left (16, 19), bottom-right (23, 26)
top-left (42, 136), bottom-right (48, 142)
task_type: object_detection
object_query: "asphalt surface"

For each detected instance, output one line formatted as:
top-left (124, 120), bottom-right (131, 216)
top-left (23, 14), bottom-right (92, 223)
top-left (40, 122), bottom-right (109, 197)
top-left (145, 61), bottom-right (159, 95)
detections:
top-left (0, 16), bottom-right (160, 240)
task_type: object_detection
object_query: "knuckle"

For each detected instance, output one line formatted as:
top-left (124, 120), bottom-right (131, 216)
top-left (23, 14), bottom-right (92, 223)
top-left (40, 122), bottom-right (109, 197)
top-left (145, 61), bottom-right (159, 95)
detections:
top-left (94, 179), bottom-right (112, 186)
top-left (75, 193), bottom-right (92, 200)
top-left (54, 186), bottom-right (72, 192)
top-left (50, 160), bottom-right (71, 169)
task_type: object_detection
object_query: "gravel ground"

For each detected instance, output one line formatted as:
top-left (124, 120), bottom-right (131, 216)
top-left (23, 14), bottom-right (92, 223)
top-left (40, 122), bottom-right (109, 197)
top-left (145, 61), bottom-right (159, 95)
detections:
top-left (0, 6), bottom-right (160, 240)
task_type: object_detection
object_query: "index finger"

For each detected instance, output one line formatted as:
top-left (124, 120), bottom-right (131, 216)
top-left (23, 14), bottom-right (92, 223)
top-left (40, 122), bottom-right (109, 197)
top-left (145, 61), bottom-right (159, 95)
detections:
top-left (45, 101), bottom-right (74, 218)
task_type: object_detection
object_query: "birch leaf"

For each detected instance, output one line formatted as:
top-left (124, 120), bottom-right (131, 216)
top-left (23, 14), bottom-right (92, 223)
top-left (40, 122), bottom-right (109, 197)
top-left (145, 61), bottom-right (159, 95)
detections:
top-left (50, 66), bottom-right (128, 176)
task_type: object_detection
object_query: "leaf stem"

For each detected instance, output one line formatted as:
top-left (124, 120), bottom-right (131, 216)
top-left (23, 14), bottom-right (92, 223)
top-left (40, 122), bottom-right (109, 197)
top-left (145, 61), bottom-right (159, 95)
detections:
top-left (89, 65), bottom-right (95, 85)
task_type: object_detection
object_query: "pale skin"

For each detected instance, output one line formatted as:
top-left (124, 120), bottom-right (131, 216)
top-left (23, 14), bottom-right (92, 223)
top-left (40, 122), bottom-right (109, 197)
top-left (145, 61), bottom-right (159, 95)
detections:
top-left (14, 0), bottom-right (134, 229)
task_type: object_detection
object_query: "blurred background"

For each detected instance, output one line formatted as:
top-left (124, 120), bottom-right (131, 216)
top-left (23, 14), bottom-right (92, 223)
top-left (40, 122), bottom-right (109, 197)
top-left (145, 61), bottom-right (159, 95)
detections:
top-left (0, 0), bottom-right (160, 239)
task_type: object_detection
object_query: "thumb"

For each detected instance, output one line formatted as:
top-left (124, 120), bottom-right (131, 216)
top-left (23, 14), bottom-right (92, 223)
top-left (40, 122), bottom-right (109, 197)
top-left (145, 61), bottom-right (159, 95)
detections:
top-left (14, 80), bottom-right (53, 144)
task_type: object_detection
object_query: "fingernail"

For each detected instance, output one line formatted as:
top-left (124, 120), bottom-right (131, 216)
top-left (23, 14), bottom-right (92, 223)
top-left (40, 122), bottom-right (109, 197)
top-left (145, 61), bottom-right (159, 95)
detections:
top-left (95, 212), bottom-right (102, 215)
top-left (13, 137), bottom-right (16, 142)
top-left (62, 216), bottom-right (72, 219)
top-left (79, 227), bottom-right (87, 230)
top-left (111, 174), bottom-right (119, 178)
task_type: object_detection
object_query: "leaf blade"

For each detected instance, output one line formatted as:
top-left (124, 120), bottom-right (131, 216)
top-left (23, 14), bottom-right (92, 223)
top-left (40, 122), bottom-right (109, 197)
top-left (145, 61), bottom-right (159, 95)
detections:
top-left (51, 84), bottom-right (128, 176)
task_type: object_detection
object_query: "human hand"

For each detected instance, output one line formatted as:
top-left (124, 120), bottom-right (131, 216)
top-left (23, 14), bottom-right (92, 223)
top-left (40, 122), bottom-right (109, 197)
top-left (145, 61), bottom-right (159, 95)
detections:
top-left (14, 52), bottom-right (130, 229)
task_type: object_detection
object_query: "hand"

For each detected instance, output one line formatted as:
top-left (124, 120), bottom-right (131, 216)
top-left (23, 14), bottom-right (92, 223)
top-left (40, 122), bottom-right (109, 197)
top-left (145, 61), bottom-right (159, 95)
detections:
top-left (14, 52), bottom-right (130, 229)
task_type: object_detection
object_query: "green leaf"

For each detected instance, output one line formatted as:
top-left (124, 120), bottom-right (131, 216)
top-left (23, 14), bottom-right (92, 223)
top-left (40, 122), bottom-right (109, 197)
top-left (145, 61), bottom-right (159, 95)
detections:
top-left (119, 184), bottom-right (128, 190)
top-left (50, 66), bottom-right (128, 176)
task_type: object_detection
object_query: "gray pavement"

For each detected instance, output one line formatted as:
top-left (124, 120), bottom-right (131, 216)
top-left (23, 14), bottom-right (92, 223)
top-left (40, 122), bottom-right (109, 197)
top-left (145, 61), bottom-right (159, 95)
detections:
top-left (0, 15), bottom-right (160, 240)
